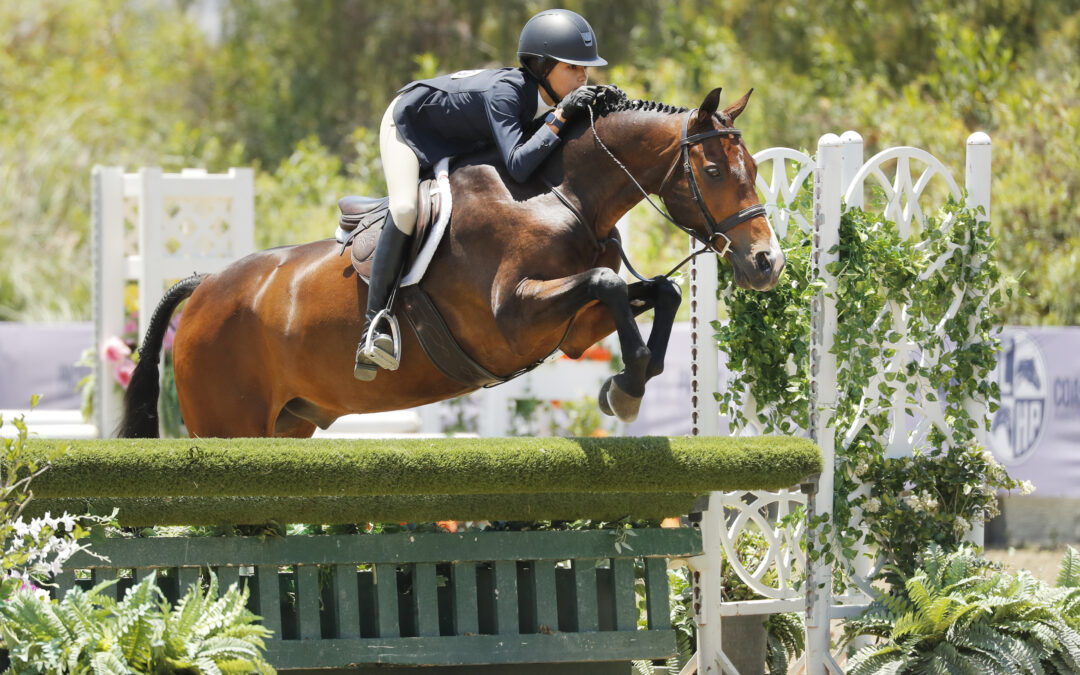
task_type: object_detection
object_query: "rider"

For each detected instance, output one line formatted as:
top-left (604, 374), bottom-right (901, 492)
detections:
top-left (354, 8), bottom-right (608, 380)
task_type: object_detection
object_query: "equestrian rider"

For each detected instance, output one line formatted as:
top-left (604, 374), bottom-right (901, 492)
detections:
top-left (354, 8), bottom-right (607, 380)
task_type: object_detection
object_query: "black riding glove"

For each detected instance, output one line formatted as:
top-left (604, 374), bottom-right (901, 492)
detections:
top-left (558, 85), bottom-right (605, 119)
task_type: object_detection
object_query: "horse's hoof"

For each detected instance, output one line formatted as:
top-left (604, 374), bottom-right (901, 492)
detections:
top-left (605, 378), bottom-right (642, 423)
top-left (598, 378), bottom-right (615, 417)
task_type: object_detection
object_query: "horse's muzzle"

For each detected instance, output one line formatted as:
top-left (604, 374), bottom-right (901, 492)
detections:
top-left (734, 248), bottom-right (786, 291)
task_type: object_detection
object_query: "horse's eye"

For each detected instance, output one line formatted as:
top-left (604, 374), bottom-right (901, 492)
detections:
top-left (704, 165), bottom-right (721, 178)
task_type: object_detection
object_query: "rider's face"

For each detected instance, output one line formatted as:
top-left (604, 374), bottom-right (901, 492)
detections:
top-left (548, 61), bottom-right (589, 101)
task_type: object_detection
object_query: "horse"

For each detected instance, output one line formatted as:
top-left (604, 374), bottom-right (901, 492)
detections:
top-left (120, 86), bottom-right (785, 439)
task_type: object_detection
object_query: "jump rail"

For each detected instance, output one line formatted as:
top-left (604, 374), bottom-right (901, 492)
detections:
top-left (26, 436), bottom-right (820, 674)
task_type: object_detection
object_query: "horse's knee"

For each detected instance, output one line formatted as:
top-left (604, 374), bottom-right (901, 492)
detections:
top-left (656, 277), bottom-right (682, 308)
top-left (588, 268), bottom-right (627, 304)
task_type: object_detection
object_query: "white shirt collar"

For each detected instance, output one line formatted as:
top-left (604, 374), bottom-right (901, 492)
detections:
top-left (535, 90), bottom-right (554, 120)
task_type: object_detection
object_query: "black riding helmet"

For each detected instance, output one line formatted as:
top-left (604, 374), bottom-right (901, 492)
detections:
top-left (517, 9), bottom-right (607, 102)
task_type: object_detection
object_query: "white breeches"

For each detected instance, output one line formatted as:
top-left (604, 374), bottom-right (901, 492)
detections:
top-left (379, 95), bottom-right (421, 235)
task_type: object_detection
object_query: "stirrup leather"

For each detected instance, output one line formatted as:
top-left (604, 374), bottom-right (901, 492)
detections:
top-left (361, 308), bottom-right (402, 370)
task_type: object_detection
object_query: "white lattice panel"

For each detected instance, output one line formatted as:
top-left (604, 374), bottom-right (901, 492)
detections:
top-left (715, 490), bottom-right (807, 602)
top-left (839, 147), bottom-right (966, 460)
top-left (753, 147), bottom-right (815, 238)
top-left (844, 147), bottom-right (962, 238)
top-left (160, 196), bottom-right (237, 258)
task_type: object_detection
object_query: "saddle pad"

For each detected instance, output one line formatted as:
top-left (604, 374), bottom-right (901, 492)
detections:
top-left (349, 158), bottom-right (452, 286)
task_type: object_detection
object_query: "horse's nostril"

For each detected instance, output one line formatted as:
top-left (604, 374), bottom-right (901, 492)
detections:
top-left (755, 251), bottom-right (772, 275)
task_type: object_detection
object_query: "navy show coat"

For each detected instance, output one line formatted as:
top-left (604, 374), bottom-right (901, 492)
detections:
top-left (392, 67), bottom-right (559, 183)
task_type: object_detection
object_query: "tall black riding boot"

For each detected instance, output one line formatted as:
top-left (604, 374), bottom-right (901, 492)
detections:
top-left (354, 218), bottom-right (412, 381)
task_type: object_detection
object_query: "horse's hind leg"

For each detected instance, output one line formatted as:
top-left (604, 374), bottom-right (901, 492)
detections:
top-left (176, 367), bottom-right (278, 438)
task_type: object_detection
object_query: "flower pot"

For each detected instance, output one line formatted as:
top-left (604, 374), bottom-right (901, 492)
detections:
top-left (721, 614), bottom-right (768, 675)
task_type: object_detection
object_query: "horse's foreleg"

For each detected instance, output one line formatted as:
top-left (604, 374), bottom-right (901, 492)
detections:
top-left (497, 268), bottom-right (650, 422)
top-left (641, 276), bottom-right (682, 379)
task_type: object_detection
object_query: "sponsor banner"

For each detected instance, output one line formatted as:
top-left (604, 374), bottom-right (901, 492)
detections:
top-left (987, 327), bottom-right (1080, 498)
top-left (630, 324), bottom-right (1080, 498)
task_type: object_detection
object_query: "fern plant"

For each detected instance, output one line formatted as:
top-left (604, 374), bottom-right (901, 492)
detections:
top-left (764, 612), bottom-right (804, 674)
top-left (0, 570), bottom-right (275, 674)
top-left (842, 545), bottom-right (1080, 675)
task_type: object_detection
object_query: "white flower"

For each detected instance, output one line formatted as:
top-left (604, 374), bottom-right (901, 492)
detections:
top-left (864, 497), bottom-right (881, 514)
top-left (1020, 480), bottom-right (1036, 496)
top-left (905, 494), bottom-right (922, 509)
top-left (58, 513), bottom-right (77, 532)
top-left (952, 516), bottom-right (970, 537)
top-left (853, 461), bottom-right (869, 478)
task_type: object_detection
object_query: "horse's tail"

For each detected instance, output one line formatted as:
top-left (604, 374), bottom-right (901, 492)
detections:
top-left (118, 274), bottom-right (206, 438)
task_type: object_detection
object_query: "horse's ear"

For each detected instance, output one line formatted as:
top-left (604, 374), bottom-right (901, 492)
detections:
top-left (723, 89), bottom-right (754, 123)
top-left (693, 87), bottom-right (723, 125)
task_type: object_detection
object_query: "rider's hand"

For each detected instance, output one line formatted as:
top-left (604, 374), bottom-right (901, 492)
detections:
top-left (558, 85), bottom-right (605, 119)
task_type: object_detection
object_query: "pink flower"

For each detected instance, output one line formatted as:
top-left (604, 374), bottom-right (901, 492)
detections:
top-left (163, 326), bottom-right (176, 353)
top-left (101, 336), bottom-right (131, 364)
top-left (114, 360), bottom-right (136, 389)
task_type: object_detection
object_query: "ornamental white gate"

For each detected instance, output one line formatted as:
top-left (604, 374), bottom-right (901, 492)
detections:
top-left (688, 131), bottom-right (992, 674)
top-left (91, 167), bottom-right (256, 437)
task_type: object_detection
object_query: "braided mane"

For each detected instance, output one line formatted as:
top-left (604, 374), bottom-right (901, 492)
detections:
top-left (591, 86), bottom-right (689, 118)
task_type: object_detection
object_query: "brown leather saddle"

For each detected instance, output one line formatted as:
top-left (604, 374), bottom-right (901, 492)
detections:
top-left (338, 180), bottom-right (514, 388)
top-left (338, 178), bottom-right (442, 283)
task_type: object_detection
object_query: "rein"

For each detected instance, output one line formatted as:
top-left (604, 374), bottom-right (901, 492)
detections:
top-left (586, 101), bottom-right (767, 276)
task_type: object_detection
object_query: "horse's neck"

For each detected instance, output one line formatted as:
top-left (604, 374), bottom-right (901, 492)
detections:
top-left (561, 111), bottom-right (682, 240)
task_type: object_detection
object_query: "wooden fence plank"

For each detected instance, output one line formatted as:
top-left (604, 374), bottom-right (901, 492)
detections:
top-left (297, 564), bottom-right (321, 640)
top-left (257, 565), bottom-right (283, 641)
top-left (573, 559), bottom-right (599, 632)
top-left (644, 558), bottom-right (670, 630)
top-left (533, 560), bottom-right (559, 634)
top-left (413, 562), bottom-right (440, 637)
top-left (375, 563), bottom-right (400, 638)
top-left (95, 568), bottom-right (120, 601)
top-left (494, 560), bottom-right (519, 635)
top-left (613, 558), bottom-right (638, 632)
top-left (178, 566), bottom-right (201, 596)
top-left (264, 630), bottom-right (677, 669)
top-left (452, 562), bottom-right (478, 636)
top-left (54, 571), bottom-right (76, 599)
top-left (64, 529), bottom-right (702, 568)
top-left (334, 564), bottom-right (361, 639)
top-left (217, 566), bottom-right (240, 596)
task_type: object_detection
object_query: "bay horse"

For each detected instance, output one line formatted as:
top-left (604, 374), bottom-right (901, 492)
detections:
top-left (120, 87), bottom-right (784, 439)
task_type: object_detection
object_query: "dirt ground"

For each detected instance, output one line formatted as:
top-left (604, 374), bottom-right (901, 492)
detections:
top-left (984, 544), bottom-right (1078, 584)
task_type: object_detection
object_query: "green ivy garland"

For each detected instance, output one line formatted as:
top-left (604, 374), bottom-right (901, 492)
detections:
top-left (716, 190), bottom-right (1024, 579)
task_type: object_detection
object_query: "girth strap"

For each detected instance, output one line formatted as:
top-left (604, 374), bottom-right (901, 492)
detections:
top-left (400, 287), bottom-right (508, 388)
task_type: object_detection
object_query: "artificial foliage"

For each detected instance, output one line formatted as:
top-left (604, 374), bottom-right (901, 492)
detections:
top-left (18, 437), bottom-right (821, 526)
top-left (841, 545), bottom-right (1080, 675)
top-left (25, 492), bottom-right (707, 528)
top-left (717, 195), bottom-right (1017, 578)
top-left (22, 436), bottom-right (821, 498)
top-left (0, 571), bottom-right (274, 674)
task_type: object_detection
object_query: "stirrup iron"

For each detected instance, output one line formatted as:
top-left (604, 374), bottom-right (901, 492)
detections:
top-left (361, 308), bottom-right (402, 370)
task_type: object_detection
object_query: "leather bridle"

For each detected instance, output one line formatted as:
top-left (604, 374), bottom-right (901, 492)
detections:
top-left (588, 104), bottom-right (767, 258)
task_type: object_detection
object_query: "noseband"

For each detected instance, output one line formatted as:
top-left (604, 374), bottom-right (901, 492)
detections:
top-left (588, 105), bottom-right (767, 257)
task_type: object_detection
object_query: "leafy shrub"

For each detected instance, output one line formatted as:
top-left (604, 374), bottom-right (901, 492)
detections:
top-left (842, 545), bottom-right (1080, 674)
top-left (1, 405), bottom-right (113, 600)
top-left (719, 198), bottom-right (1020, 579)
top-left (0, 571), bottom-right (275, 675)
